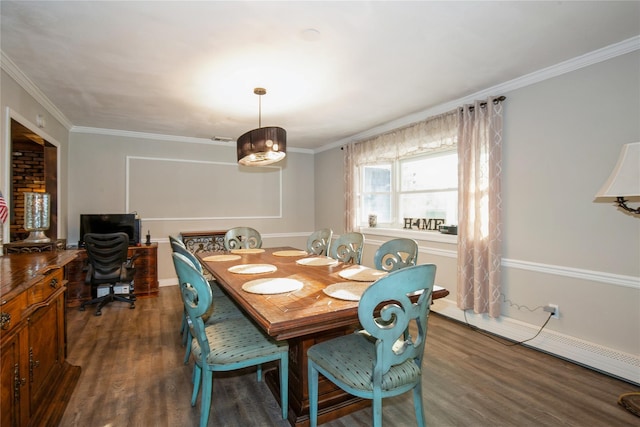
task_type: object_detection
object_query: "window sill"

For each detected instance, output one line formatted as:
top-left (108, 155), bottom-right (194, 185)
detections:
top-left (358, 227), bottom-right (458, 245)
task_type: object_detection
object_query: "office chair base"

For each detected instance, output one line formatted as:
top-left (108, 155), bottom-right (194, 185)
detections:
top-left (79, 291), bottom-right (136, 316)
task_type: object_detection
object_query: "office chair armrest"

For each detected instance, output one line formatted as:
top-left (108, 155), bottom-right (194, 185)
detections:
top-left (85, 265), bottom-right (94, 284)
top-left (125, 252), bottom-right (141, 267)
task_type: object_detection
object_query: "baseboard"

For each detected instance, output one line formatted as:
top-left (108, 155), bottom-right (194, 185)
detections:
top-left (431, 299), bottom-right (640, 386)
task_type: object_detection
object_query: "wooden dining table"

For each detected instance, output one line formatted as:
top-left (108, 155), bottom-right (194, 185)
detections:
top-left (197, 246), bottom-right (449, 427)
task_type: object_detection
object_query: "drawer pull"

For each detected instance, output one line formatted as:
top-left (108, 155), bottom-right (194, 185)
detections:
top-left (49, 278), bottom-right (59, 289)
top-left (0, 312), bottom-right (10, 330)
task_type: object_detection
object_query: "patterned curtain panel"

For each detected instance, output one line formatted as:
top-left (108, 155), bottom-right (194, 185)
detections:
top-left (457, 97), bottom-right (504, 318)
top-left (343, 110), bottom-right (458, 232)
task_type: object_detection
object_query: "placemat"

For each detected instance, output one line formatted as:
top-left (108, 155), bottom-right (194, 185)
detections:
top-left (338, 265), bottom-right (387, 282)
top-left (242, 278), bottom-right (304, 294)
top-left (230, 248), bottom-right (266, 254)
top-left (273, 250), bottom-right (308, 257)
top-left (296, 256), bottom-right (339, 267)
top-left (202, 254), bottom-right (242, 262)
top-left (228, 264), bottom-right (277, 274)
top-left (323, 281), bottom-right (371, 301)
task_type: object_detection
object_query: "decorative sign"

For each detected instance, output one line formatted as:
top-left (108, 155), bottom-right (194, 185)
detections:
top-left (403, 218), bottom-right (445, 231)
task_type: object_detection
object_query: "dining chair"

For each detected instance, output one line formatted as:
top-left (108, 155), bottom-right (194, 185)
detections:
top-left (328, 232), bottom-right (365, 264)
top-left (172, 252), bottom-right (289, 427)
top-left (169, 236), bottom-right (243, 364)
top-left (307, 263), bottom-right (437, 427)
top-left (223, 227), bottom-right (262, 250)
top-left (373, 238), bottom-right (419, 272)
top-left (306, 228), bottom-right (333, 256)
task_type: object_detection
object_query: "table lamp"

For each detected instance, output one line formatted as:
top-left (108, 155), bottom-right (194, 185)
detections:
top-left (23, 192), bottom-right (51, 242)
top-left (595, 142), bottom-right (640, 215)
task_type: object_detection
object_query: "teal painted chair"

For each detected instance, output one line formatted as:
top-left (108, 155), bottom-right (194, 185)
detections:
top-left (306, 228), bottom-right (333, 256)
top-left (172, 253), bottom-right (289, 427)
top-left (169, 236), bottom-right (243, 364)
top-left (373, 238), bottom-right (419, 272)
top-left (223, 227), bottom-right (262, 250)
top-left (328, 232), bottom-right (365, 264)
top-left (307, 264), bottom-right (437, 427)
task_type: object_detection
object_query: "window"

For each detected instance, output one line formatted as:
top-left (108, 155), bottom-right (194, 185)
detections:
top-left (359, 150), bottom-right (458, 228)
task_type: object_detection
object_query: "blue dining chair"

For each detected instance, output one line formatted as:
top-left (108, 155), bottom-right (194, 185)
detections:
top-left (328, 232), bottom-right (364, 264)
top-left (169, 237), bottom-right (243, 363)
top-left (306, 228), bottom-right (333, 256)
top-left (223, 227), bottom-right (262, 250)
top-left (373, 238), bottom-right (419, 272)
top-left (307, 263), bottom-right (437, 427)
top-left (172, 252), bottom-right (289, 427)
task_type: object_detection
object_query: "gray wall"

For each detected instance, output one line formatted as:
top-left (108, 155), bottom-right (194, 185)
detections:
top-left (315, 51), bottom-right (640, 360)
top-left (0, 69), bottom-right (71, 239)
top-left (68, 131), bottom-right (315, 281)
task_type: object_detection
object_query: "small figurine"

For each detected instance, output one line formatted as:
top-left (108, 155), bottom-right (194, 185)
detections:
top-left (145, 230), bottom-right (151, 245)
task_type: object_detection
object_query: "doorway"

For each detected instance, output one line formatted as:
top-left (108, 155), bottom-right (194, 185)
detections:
top-left (9, 118), bottom-right (58, 242)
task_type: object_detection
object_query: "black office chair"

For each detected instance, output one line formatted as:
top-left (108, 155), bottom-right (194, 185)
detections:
top-left (79, 232), bottom-right (138, 316)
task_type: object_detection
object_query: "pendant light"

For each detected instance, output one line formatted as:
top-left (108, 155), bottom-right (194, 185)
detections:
top-left (237, 88), bottom-right (286, 166)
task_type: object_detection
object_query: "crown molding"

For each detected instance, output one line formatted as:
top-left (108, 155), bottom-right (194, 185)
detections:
top-left (0, 51), bottom-right (73, 130)
top-left (315, 35), bottom-right (640, 154)
top-left (3, 35), bottom-right (638, 153)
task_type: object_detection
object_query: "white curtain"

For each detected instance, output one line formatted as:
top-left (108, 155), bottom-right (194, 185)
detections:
top-left (344, 111), bottom-right (458, 231)
top-left (457, 97), bottom-right (504, 318)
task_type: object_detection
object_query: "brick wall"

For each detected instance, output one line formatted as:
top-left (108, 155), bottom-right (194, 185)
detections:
top-left (11, 148), bottom-right (45, 241)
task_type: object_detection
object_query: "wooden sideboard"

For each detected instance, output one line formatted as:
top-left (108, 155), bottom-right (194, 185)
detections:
top-left (0, 250), bottom-right (81, 427)
top-left (65, 243), bottom-right (158, 307)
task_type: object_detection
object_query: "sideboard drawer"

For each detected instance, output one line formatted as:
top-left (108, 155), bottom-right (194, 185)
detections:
top-left (28, 267), bottom-right (64, 306)
top-left (0, 292), bottom-right (26, 336)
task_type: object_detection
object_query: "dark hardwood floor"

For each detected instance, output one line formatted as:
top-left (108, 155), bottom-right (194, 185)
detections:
top-left (60, 285), bottom-right (638, 426)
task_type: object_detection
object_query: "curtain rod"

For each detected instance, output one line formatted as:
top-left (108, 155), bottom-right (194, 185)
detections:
top-left (465, 95), bottom-right (506, 111)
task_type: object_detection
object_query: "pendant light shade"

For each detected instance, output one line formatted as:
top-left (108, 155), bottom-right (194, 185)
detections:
top-left (237, 88), bottom-right (286, 166)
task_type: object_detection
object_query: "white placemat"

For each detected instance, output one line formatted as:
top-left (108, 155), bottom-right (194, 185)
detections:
top-left (202, 254), bottom-right (242, 262)
top-left (230, 248), bottom-right (265, 254)
top-left (323, 282), bottom-right (371, 301)
top-left (242, 278), bottom-right (304, 294)
top-left (296, 256), bottom-right (339, 267)
top-left (228, 264), bottom-right (277, 274)
top-left (338, 265), bottom-right (387, 282)
top-left (273, 250), bottom-right (308, 257)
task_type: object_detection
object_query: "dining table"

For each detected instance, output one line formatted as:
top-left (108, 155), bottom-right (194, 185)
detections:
top-left (197, 246), bottom-right (449, 427)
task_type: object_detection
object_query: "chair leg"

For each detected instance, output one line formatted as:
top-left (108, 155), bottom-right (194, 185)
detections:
top-left (183, 332), bottom-right (192, 365)
top-left (372, 396), bottom-right (383, 427)
top-left (256, 364), bottom-right (262, 381)
top-left (413, 381), bottom-right (426, 427)
top-left (280, 353), bottom-right (289, 420)
top-left (308, 362), bottom-right (319, 427)
top-left (199, 369), bottom-right (213, 427)
top-left (191, 364), bottom-right (201, 407)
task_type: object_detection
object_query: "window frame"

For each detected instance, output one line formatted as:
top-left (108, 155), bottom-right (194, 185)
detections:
top-left (357, 148), bottom-right (458, 241)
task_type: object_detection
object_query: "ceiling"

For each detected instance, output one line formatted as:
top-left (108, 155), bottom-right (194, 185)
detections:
top-left (1, 1), bottom-right (639, 151)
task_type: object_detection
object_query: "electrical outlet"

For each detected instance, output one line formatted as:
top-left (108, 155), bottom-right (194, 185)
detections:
top-left (544, 304), bottom-right (560, 319)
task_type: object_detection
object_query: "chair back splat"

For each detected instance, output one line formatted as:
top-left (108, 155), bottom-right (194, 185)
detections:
top-left (373, 238), bottom-right (419, 272)
top-left (307, 264), bottom-right (437, 427)
top-left (328, 232), bottom-right (364, 264)
top-left (223, 227), bottom-right (262, 250)
top-left (306, 228), bottom-right (333, 256)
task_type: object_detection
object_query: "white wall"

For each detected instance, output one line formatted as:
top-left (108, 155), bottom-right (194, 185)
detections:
top-left (314, 51), bottom-right (640, 382)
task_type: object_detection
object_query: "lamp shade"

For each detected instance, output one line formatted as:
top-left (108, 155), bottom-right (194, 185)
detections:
top-left (595, 142), bottom-right (640, 198)
top-left (237, 126), bottom-right (286, 166)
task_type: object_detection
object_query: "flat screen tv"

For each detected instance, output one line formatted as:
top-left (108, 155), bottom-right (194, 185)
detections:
top-left (79, 214), bottom-right (140, 247)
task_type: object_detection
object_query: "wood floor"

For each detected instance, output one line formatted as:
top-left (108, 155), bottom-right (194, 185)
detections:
top-left (60, 285), bottom-right (638, 427)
